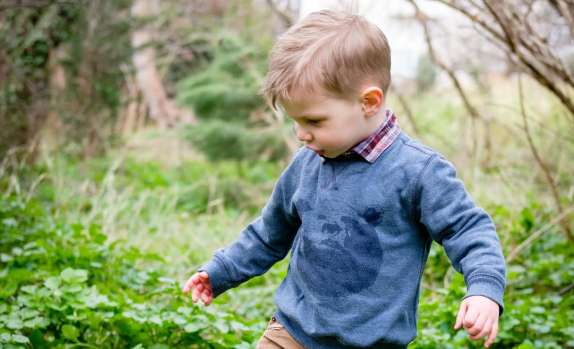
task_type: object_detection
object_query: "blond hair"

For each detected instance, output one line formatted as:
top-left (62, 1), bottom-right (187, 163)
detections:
top-left (261, 9), bottom-right (391, 109)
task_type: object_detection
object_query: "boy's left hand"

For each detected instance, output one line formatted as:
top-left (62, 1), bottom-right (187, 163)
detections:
top-left (454, 295), bottom-right (499, 348)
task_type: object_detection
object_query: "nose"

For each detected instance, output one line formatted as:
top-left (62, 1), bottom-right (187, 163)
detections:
top-left (295, 124), bottom-right (313, 142)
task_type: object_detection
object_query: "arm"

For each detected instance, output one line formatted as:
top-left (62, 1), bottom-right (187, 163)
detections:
top-left (415, 155), bottom-right (505, 347)
top-left (415, 154), bottom-right (506, 311)
top-left (192, 155), bottom-right (302, 299)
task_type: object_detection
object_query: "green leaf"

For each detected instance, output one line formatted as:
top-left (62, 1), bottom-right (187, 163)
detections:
top-left (214, 319), bottom-right (230, 333)
top-left (131, 344), bottom-right (144, 349)
top-left (66, 313), bottom-right (87, 321)
top-left (177, 306), bottom-right (192, 317)
top-left (61, 324), bottom-right (79, 341)
top-left (29, 329), bottom-right (45, 348)
top-left (20, 309), bottom-right (39, 319)
top-left (20, 285), bottom-right (37, 295)
top-left (514, 344), bottom-right (534, 349)
top-left (149, 345), bottom-right (169, 349)
top-left (1, 280), bottom-right (18, 298)
top-left (173, 315), bottom-right (187, 325)
top-left (1, 218), bottom-right (17, 226)
top-left (7, 318), bottom-right (24, 329)
top-left (44, 277), bottom-right (61, 290)
top-left (24, 317), bottom-right (44, 328)
top-left (63, 284), bottom-right (82, 293)
top-left (48, 303), bottom-right (66, 311)
top-left (184, 322), bottom-right (206, 333)
top-left (61, 268), bottom-right (88, 283)
top-left (38, 317), bottom-right (51, 327)
top-left (0, 333), bottom-right (11, 342)
top-left (11, 335), bottom-right (29, 344)
top-left (149, 315), bottom-right (162, 326)
top-left (0, 304), bottom-right (6, 314)
top-left (1, 254), bottom-right (13, 262)
top-left (23, 242), bottom-right (37, 250)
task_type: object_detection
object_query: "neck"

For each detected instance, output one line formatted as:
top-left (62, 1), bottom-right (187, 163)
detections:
top-left (365, 105), bottom-right (387, 134)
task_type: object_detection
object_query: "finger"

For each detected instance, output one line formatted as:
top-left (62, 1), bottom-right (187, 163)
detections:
top-left (192, 285), bottom-right (201, 303)
top-left (182, 274), bottom-right (199, 294)
top-left (454, 300), bottom-right (468, 330)
top-left (467, 313), bottom-right (488, 337)
top-left (469, 318), bottom-right (492, 340)
top-left (196, 283), bottom-right (205, 293)
top-left (200, 290), bottom-right (212, 305)
top-left (484, 321), bottom-right (498, 347)
top-left (204, 294), bottom-right (214, 306)
top-left (463, 306), bottom-right (480, 329)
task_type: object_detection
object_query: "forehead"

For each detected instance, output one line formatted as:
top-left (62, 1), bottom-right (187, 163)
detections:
top-left (279, 90), bottom-right (353, 117)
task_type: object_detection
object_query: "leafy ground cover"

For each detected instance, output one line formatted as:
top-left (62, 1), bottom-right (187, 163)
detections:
top-left (2, 154), bottom-right (573, 349)
top-left (1, 84), bottom-right (573, 348)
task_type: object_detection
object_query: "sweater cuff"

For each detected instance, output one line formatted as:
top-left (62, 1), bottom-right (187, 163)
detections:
top-left (197, 256), bottom-right (233, 298)
top-left (463, 275), bottom-right (506, 315)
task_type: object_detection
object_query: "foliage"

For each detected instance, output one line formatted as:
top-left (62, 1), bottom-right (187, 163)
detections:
top-left (1, 145), bottom-right (573, 348)
top-left (0, 195), bottom-right (265, 349)
top-left (178, 33), bottom-right (290, 163)
top-left (0, 1), bottom-right (133, 158)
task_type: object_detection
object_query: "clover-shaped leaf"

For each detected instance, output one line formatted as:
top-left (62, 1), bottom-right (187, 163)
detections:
top-left (61, 324), bottom-right (79, 341)
top-left (61, 268), bottom-right (88, 283)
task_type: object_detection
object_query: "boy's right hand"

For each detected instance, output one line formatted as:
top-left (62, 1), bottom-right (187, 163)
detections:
top-left (182, 271), bottom-right (213, 306)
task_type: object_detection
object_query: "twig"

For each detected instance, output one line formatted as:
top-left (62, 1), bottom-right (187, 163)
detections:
top-left (518, 73), bottom-right (574, 243)
top-left (506, 206), bottom-right (574, 263)
top-left (391, 86), bottom-right (421, 137)
top-left (428, 0), bottom-right (574, 119)
top-left (406, 0), bottom-right (482, 157)
top-left (557, 281), bottom-right (574, 296)
top-left (266, 0), bottom-right (295, 29)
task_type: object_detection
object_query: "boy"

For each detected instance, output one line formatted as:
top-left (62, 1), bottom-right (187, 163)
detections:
top-left (183, 9), bottom-right (505, 349)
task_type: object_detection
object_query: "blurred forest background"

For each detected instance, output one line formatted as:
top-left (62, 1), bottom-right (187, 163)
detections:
top-left (1, 0), bottom-right (573, 348)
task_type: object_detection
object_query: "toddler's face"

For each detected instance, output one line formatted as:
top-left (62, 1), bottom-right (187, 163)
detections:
top-left (280, 92), bottom-right (373, 158)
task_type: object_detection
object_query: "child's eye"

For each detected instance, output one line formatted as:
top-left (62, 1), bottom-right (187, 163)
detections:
top-left (307, 119), bottom-right (320, 125)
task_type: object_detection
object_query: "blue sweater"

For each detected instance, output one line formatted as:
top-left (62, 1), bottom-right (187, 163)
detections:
top-left (199, 132), bottom-right (506, 348)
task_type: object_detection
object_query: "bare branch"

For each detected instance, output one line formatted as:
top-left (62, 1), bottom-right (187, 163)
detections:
top-left (505, 205), bottom-right (574, 263)
top-left (407, 0), bottom-right (482, 122)
top-left (518, 73), bottom-right (574, 243)
top-left (266, 0), bottom-right (295, 28)
top-left (557, 281), bottom-right (574, 296)
top-left (553, 0), bottom-right (574, 38)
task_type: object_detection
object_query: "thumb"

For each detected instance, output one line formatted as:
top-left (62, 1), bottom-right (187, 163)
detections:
top-left (454, 300), bottom-right (468, 330)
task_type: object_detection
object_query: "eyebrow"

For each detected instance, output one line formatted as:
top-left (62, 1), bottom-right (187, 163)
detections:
top-left (290, 114), bottom-right (326, 120)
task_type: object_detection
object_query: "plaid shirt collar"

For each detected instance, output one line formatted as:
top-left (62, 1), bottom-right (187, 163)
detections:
top-left (321, 108), bottom-right (401, 163)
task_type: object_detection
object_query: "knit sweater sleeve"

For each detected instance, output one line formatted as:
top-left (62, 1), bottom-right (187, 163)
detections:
top-left (197, 152), bottom-right (302, 298)
top-left (415, 154), bottom-right (506, 314)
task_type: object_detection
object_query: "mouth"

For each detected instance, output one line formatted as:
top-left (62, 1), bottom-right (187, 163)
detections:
top-left (305, 146), bottom-right (325, 156)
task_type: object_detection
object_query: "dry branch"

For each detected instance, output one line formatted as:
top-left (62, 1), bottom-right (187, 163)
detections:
top-left (428, 0), bottom-right (574, 119)
top-left (517, 73), bottom-right (574, 243)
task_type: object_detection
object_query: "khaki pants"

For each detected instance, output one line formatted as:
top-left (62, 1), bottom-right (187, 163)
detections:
top-left (256, 316), bottom-right (307, 349)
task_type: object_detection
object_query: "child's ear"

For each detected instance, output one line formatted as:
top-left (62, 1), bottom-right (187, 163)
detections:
top-left (360, 87), bottom-right (384, 117)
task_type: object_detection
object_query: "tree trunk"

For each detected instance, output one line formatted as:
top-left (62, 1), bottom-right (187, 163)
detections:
top-left (131, 0), bottom-right (180, 129)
